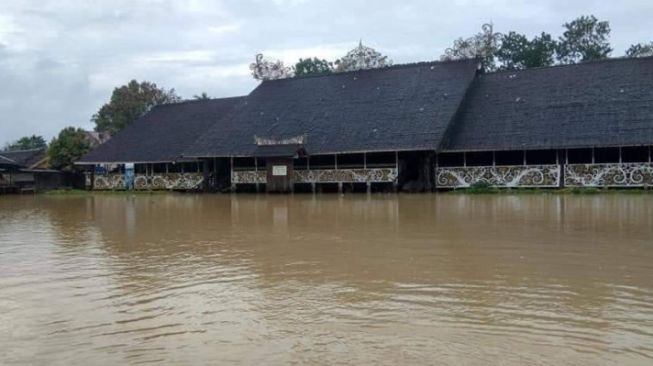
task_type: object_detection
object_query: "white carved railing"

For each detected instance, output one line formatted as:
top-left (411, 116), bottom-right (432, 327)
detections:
top-left (436, 165), bottom-right (561, 188)
top-left (294, 168), bottom-right (398, 183)
top-left (231, 170), bottom-right (267, 184)
top-left (565, 163), bottom-right (653, 187)
top-left (230, 168), bottom-right (398, 184)
top-left (93, 174), bottom-right (125, 190)
top-left (94, 173), bottom-right (203, 190)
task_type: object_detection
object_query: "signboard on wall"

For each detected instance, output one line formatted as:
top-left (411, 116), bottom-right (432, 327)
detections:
top-left (272, 165), bottom-right (287, 176)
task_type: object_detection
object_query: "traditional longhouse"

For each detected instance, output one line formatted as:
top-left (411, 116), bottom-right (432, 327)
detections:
top-left (77, 56), bottom-right (653, 192)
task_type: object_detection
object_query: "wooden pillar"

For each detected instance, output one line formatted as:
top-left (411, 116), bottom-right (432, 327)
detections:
top-left (424, 152), bottom-right (433, 191)
top-left (434, 152), bottom-right (438, 191)
top-left (558, 149), bottom-right (565, 189)
top-left (202, 159), bottom-right (210, 192)
top-left (212, 158), bottom-right (217, 191)
top-left (254, 158), bottom-right (260, 193)
top-left (230, 157), bottom-right (235, 192)
top-left (90, 166), bottom-right (95, 190)
top-left (394, 151), bottom-right (399, 192)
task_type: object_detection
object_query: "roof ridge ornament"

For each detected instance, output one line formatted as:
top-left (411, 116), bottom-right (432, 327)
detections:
top-left (335, 41), bottom-right (392, 72)
top-left (249, 53), bottom-right (294, 81)
top-left (254, 135), bottom-right (306, 146)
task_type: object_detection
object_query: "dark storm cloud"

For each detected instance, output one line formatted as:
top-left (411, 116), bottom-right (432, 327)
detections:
top-left (1, 0), bottom-right (652, 146)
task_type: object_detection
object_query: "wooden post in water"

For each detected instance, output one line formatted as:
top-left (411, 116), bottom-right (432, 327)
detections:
top-left (254, 158), bottom-right (259, 193)
top-left (393, 151), bottom-right (399, 192)
top-left (230, 157), bottom-right (235, 192)
top-left (202, 159), bottom-right (210, 192)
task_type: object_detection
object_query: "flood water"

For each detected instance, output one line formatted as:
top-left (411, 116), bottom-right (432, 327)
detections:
top-left (1, 193), bottom-right (653, 365)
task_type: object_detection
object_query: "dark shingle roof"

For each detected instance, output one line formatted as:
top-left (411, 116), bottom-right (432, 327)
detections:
top-left (0, 148), bottom-right (46, 168)
top-left (185, 59), bottom-right (479, 157)
top-left (0, 155), bottom-right (18, 167)
top-left (441, 57), bottom-right (653, 152)
top-left (78, 97), bottom-right (245, 163)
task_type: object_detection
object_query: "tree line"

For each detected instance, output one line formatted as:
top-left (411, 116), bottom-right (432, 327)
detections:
top-left (4, 14), bottom-right (650, 170)
top-left (441, 15), bottom-right (652, 71)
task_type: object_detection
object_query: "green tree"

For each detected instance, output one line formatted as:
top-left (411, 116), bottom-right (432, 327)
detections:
top-left (496, 32), bottom-right (556, 70)
top-left (440, 23), bottom-right (502, 72)
top-left (625, 42), bottom-right (653, 58)
top-left (92, 80), bottom-right (181, 134)
top-left (294, 57), bottom-right (333, 76)
top-left (47, 127), bottom-right (91, 170)
top-left (193, 92), bottom-right (211, 100)
top-left (556, 15), bottom-right (612, 64)
top-left (4, 135), bottom-right (47, 151)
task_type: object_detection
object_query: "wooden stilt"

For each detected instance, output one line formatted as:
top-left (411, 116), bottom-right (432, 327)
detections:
top-left (255, 158), bottom-right (259, 193)
top-left (230, 156), bottom-right (235, 192)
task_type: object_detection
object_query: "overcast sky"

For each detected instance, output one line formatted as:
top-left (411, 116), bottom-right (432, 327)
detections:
top-left (1, 0), bottom-right (652, 146)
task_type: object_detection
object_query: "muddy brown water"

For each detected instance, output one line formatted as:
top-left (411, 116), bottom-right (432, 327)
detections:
top-left (1, 193), bottom-right (652, 365)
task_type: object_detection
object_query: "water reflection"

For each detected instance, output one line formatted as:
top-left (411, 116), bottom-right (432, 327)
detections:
top-left (0, 193), bottom-right (652, 365)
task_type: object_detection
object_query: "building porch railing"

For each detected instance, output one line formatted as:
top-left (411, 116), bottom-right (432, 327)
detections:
top-left (436, 163), bottom-right (653, 188)
top-left (231, 168), bottom-right (399, 185)
top-left (435, 165), bottom-right (561, 188)
top-left (564, 163), bottom-right (653, 187)
top-left (93, 173), bottom-right (203, 190)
